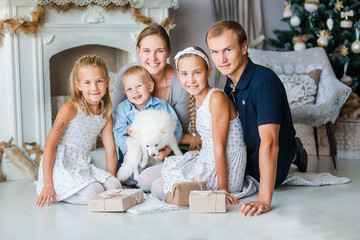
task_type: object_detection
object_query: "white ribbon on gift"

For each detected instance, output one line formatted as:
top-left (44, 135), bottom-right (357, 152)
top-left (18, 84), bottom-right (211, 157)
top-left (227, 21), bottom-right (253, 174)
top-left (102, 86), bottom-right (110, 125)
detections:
top-left (341, 10), bottom-right (354, 19)
top-left (99, 189), bottom-right (143, 204)
top-left (191, 190), bottom-right (226, 196)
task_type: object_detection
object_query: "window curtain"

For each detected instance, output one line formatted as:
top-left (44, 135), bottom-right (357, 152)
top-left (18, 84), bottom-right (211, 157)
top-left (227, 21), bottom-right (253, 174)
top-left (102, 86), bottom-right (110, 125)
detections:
top-left (210, 0), bottom-right (264, 88)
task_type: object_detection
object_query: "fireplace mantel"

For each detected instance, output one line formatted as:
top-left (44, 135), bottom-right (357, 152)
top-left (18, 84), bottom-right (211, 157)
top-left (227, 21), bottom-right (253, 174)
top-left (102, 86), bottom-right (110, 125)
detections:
top-left (0, 0), bottom-right (177, 179)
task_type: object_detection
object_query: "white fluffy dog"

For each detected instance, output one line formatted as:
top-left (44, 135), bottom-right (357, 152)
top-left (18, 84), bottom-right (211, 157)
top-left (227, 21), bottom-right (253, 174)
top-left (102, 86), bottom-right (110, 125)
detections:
top-left (117, 109), bottom-right (183, 181)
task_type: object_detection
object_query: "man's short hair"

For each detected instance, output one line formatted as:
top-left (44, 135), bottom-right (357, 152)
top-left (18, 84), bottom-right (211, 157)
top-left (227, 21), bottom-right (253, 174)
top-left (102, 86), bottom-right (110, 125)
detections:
top-left (206, 20), bottom-right (247, 47)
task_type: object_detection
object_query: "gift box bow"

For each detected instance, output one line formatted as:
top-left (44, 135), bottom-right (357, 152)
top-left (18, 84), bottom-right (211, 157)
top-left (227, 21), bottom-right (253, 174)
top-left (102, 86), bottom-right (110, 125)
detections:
top-left (191, 190), bottom-right (227, 196)
top-left (341, 10), bottom-right (354, 19)
top-left (98, 189), bottom-right (143, 204)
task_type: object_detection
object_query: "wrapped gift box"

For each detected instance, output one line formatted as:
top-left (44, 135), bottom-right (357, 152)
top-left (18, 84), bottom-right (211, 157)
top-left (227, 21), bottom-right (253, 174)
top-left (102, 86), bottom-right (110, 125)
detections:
top-left (165, 181), bottom-right (207, 206)
top-left (189, 190), bottom-right (226, 213)
top-left (88, 189), bottom-right (144, 212)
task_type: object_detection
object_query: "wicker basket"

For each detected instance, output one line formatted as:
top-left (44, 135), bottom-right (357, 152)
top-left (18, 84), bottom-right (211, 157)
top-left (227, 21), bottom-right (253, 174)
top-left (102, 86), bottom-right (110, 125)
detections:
top-left (334, 119), bottom-right (360, 160)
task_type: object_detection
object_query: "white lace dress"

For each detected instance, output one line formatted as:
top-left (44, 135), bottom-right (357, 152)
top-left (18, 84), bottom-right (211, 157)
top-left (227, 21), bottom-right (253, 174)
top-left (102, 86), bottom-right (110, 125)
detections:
top-left (162, 88), bottom-right (247, 194)
top-left (36, 107), bottom-right (112, 201)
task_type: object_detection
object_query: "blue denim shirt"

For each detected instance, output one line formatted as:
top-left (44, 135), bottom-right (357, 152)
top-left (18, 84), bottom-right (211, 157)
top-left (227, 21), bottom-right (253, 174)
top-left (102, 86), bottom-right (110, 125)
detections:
top-left (113, 96), bottom-right (183, 154)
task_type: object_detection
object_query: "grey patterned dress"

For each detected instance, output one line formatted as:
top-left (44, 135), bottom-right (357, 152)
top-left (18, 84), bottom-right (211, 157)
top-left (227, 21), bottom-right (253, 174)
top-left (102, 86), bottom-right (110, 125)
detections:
top-left (162, 88), bottom-right (247, 194)
top-left (36, 106), bottom-right (112, 201)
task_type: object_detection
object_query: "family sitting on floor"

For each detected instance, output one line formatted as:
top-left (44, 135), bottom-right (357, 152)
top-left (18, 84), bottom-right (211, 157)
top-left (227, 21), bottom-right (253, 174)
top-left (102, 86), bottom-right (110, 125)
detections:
top-left (35, 20), bottom-right (308, 217)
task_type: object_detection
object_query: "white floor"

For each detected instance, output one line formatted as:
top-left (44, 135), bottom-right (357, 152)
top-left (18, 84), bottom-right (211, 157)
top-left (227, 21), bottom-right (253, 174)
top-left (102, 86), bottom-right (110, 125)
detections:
top-left (1, 156), bottom-right (359, 240)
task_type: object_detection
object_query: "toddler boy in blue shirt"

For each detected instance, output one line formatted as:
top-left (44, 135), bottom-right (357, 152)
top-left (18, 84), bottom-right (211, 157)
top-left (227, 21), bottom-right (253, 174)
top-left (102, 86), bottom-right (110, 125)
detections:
top-left (113, 65), bottom-right (182, 184)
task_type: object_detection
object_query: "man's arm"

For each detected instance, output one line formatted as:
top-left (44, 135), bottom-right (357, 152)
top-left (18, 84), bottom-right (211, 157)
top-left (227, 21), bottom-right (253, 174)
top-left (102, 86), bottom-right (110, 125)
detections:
top-left (239, 123), bottom-right (279, 216)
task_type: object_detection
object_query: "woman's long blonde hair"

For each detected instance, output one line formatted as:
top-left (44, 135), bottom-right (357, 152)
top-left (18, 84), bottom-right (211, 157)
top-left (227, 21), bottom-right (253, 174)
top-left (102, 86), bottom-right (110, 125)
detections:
top-left (177, 46), bottom-right (211, 151)
top-left (70, 55), bottom-right (112, 119)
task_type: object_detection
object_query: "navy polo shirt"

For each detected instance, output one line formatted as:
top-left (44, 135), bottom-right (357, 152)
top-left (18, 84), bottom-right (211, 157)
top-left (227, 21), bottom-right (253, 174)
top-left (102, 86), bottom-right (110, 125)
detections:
top-left (224, 58), bottom-right (297, 186)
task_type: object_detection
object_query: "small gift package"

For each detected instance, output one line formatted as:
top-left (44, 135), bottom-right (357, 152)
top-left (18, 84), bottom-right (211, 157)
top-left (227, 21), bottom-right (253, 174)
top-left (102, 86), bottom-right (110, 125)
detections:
top-left (189, 190), bottom-right (227, 213)
top-left (88, 189), bottom-right (144, 212)
top-left (165, 181), bottom-right (207, 206)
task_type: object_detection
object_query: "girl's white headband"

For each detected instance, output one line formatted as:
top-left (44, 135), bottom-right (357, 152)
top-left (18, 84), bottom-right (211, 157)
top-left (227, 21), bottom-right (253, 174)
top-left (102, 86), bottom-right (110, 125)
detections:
top-left (174, 47), bottom-right (210, 69)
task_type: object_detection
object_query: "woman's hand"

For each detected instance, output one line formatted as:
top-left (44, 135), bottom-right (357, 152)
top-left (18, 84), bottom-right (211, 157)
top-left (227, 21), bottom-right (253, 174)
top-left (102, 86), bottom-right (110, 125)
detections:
top-left (226, 193), bottom-right (239, 204)
top-left (36, 185), bottom-right (58, 207)
top-left (238, 200), bottom-right (270, 216)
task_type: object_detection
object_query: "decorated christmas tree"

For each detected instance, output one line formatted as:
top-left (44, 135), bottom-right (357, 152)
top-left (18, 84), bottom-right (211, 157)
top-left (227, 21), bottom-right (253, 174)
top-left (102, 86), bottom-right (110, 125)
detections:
top-left (268, 0), bottom-right (360, 96)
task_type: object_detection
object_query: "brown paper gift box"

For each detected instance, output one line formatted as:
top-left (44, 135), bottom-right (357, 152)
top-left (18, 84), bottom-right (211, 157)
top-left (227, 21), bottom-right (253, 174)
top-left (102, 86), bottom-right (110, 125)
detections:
top-left (88, 189), bottom-right (144, 212)
top-left (189, 190), bottom-right (226, 213)
top-left (165, 181), bottom-right (207, 206)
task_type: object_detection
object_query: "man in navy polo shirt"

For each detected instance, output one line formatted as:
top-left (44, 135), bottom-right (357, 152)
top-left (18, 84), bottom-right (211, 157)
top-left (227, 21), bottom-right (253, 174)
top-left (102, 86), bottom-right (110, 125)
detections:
top-left (206, 20), bottom-right (307, 216)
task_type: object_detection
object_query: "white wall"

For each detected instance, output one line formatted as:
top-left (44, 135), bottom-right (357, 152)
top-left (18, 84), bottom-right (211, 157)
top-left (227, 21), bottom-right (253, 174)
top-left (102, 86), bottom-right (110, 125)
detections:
top-left (169, 0), bottom-right (216, 86)
top-left (262, 0), bottom-right (289, 48)
top-left (170, 0), bottom-right (288, 56)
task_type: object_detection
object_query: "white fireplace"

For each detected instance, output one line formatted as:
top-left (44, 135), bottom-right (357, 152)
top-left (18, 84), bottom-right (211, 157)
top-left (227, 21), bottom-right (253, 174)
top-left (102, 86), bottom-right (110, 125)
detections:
top-left (0, 0), bottom-right (178, 179)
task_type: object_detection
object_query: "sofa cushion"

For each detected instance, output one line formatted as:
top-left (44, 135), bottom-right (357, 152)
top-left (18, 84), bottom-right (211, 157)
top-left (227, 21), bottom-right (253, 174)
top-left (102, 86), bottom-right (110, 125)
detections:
top-left (277, 69), bottom-right (321, 108)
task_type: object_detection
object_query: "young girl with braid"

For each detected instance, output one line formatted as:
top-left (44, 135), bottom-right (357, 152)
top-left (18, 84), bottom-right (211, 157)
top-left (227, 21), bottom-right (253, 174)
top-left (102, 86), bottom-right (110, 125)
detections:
top-left (139, 46), bottom-right (247, 203)
top-left (36, 55), bottom-right (121, 207)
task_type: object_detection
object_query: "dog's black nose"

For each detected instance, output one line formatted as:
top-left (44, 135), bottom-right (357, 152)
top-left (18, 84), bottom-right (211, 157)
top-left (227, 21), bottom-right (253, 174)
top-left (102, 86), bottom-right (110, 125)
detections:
top-left (151, 153), bottom-right (156, 157)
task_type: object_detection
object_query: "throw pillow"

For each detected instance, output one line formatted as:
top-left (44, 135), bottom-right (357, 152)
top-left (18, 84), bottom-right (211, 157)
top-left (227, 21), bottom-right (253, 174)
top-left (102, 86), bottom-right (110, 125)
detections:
top-left (277, 69), bottom-right (321, 108)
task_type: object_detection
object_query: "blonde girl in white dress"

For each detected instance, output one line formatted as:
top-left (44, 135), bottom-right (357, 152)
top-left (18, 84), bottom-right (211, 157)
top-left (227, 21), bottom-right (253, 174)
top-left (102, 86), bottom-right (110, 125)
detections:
top-left (36, 56), bottom-right (121, 207)
top-left (142, 46), bottom-right (246, 204)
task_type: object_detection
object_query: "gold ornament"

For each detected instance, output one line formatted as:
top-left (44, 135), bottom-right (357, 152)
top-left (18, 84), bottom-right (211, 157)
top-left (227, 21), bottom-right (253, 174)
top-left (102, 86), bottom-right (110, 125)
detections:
top-left (317, 30), bottom-right (329, 47)
top-left (334, 0), bottom-right (344, 11)
top-left (284, 2), bottom-right (291, 10)
top-left (304, 0), bottom-right (320, 13)
top-left (293, 35), bottom-right (310, 51)
top-left (341, 45), bottom-right (349, 56)
top-left (283, 2), bottom-right (293, 19)
top-left (341, 61), bottom-right (352, 86)
top-left (340, 10), bottom-right (354, 28)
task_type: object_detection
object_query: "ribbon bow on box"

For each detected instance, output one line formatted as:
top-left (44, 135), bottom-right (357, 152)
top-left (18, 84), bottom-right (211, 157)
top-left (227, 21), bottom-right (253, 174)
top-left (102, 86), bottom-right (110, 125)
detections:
top-left (341, 10), bottom-right (354, 19)
top-left (99, 189), bottom-right (143, 204)
top-left (88, 188), bottom-right (144, 212)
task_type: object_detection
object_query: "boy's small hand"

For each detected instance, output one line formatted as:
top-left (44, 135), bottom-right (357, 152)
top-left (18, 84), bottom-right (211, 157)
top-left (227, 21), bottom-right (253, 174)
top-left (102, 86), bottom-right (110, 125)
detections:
top-left (126, 125), bottom-right (132, 136)
top-left (121, 152), bottom-right (127, 166)
top-left (153, 147), bottom-right (172, 161)
top-left (153, 150), bottom-right (166, 161)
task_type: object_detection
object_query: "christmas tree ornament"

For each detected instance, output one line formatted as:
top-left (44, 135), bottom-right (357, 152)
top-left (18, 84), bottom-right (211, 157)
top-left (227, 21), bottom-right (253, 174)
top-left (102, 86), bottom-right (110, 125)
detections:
top-left (340, 10), bottom-right (354, 29)
top-left (290, 15), bottom-right (301, 27)
top-left (351, 28), bottom-right (360, 54)
top-left (304, 0), bottom-right (320, 13)
top-left (317, 30), bottom-right (329, 47)
top-left (326, 17), bottom-right (334, 31)
top-left (294, 41), bottom-right (306, 51)
top-left (268, 0), bottom-right (360, 96)
top-left (293, 35), bottom-right (309, 51)
top-left (341, 45), bottom-right (349, 56)
top-left (341, 61), bottom-right (353, 86)
top-left (334, 0), bottom-right (344, 11)
top-left (283, 2), bottom-right (293, 19)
